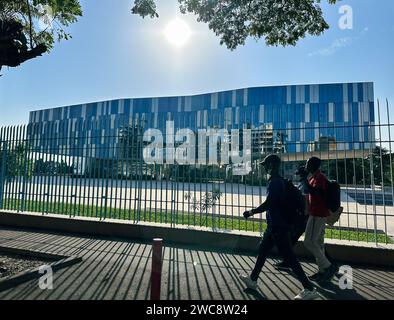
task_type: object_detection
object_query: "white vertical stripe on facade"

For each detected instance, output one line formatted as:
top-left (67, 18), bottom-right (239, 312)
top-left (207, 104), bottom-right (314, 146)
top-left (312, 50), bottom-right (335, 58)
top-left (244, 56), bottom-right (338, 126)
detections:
top-left (296, 86), bottom-right (300, 104)
top-left (152, 98), bottom-right (159, 113)
top-left (97, 102), bottom-right (102, 116)
top-left (232, 90), bottom-right (237, 107)
top-left (203, 110), bottom-right (208, 127)
top-left (49, 109), bottom-right (54, 121)
top-left (287, 86), bottom-right (292, 104)
top-left (154, 112), bottom-right (158, 128)
top-left (81, 104), bottom-right (87, 119)
top-left (363, 102), bottom-right (370, 122)
top-left (287, 123), bottom-right (292, 141)
top-left (259, 105), bottom-right (265, 123)
top-left (243, 88), bottom-right (248, 106)
top-left (101, 130), bottom-right (105, 144)
top-left (309, 85), bottom-right (314, 103)
top-left (211, 93), bottom-right (218, 110)
top-left (178, 97), bottom-right (182, 112)
top-left (310, 85), bottom-right (319, 103)
top-left (235, 107), bottom-right (240, 125)
top-left (111, 115), bottom-right (115, 129)
top-left (119, 100), bottom-right (124, 114)
top-left (296, 86), bottom-right (305, 104)
top-left (67, 107), bottom-right (71, 119)
top-left (358, 102), bottom-right (363, 125)
top-left (305, 104), bottom-right (310, 123)
top-left (300, 123), bottom-right (305, 142)
top-left (314, 122), bottom-right (319, 141)
top-left (353, 83), bottom-right (359, 103)
top-left (368, 83), bottom-right (374, 102)
top-left (363, 83), bottom-right (368, 102)
top-left (225, 108), bottom-right (232, 127)
top-left (359, 124), bottom-right (364, 146)
top-left (185, 96), bottom-right (192, 112)
top-left (130, 99), bottom-right (134, 114)
top-left (197, 111), bottom-right (201, 128)
top-left (328, 103), bottom-right (334, 122)
top-left (343, 84), bottom-right (348, 102)
top-left (344, 102), bottom-right (349, 122)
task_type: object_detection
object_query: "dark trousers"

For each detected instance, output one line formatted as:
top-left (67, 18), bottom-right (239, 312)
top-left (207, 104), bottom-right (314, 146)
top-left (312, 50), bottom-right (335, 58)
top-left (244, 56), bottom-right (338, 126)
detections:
top-left (251, 227), bottom-right (313, 290)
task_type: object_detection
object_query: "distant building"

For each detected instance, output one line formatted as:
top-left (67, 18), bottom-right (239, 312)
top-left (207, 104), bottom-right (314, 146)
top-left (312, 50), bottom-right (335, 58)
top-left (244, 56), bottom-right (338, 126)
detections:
top-left (28, 82), bottom-right (375, 163)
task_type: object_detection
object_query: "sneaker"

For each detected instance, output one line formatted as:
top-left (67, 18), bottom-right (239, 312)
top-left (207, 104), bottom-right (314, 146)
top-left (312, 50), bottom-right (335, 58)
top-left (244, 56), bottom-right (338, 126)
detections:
top-left (310, 272), bottom-right (324, 282)
top-left (294, 287), bottom-right (319, 300)
top-left (239, 274), bottom-right (258, 290)
top-left (274, 261), bottom-right (291, 272)
top-left (318, 264), bottom-right (337, 283)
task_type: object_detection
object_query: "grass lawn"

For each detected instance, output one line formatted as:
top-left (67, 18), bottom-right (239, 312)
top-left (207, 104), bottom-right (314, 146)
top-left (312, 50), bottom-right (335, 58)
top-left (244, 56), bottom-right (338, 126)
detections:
top-left (2, 198), bottom-right (393, 244)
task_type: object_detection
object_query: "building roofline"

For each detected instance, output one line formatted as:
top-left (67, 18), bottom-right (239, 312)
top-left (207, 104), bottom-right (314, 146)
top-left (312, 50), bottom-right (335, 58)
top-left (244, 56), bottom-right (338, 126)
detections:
top-left (30, 81), bottom-right (374, 113)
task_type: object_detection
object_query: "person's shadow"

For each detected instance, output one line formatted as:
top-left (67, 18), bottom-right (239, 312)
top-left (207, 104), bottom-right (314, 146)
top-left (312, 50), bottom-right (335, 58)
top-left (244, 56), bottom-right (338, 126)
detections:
top-left (243, 288), bottom-right (268, 300)
top-left (315, 281), bottom-right (367, 300)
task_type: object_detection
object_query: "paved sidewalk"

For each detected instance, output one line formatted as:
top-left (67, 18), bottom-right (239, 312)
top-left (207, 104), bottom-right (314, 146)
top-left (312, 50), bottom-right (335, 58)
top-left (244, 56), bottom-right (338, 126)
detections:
top-left (0, 227), bottom-right (393, 300)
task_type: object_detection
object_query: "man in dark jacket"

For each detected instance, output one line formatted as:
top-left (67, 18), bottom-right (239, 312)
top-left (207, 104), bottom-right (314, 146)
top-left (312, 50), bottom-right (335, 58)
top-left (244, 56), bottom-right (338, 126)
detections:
top-left (239, 154), bottom-right (318, 300)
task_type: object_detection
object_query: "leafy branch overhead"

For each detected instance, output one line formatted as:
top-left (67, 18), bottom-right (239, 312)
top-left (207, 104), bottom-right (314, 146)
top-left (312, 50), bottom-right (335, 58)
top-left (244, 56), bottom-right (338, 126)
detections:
top-left (0, 0), bottom-right (82, 69)
top-left (1, 0), bottom-right (336, 70)
top-left (132, 0), bottom-right (337, 49)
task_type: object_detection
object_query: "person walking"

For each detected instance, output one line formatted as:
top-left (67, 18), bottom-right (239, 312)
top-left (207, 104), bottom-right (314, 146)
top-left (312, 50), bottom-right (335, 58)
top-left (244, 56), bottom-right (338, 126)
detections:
top-left (239, 154), bottom-right (319, 300)
top-left (274, 166), bottom-right (335, 273)
top-left (301, 157), bottom-right (337, 283)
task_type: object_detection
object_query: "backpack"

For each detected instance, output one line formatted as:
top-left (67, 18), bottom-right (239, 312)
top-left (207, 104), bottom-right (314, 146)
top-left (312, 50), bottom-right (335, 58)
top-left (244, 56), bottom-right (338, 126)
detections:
top-left (282, 179), bottom-right (307, 225)
top-left (326, 180), bottom-right (341, 212)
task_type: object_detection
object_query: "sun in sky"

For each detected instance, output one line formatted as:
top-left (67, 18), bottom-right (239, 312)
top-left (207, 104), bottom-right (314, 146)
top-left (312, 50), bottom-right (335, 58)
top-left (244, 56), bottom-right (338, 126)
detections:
top-left (164, 18), bottom-right (191, 47)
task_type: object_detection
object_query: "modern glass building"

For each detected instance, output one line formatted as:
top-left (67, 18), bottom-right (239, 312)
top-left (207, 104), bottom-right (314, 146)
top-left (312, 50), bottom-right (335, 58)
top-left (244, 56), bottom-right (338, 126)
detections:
top-left (28, 82), bottom-right (375, 160)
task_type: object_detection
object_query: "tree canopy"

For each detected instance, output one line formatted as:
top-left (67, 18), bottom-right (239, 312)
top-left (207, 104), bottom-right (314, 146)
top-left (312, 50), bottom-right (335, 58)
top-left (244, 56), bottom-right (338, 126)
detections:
top-left (1, 0), bottom-right (337, 70)
top-left (0, 0), bottom-right (82, 70)
top-left (132, 0), bottom-right (337, 50)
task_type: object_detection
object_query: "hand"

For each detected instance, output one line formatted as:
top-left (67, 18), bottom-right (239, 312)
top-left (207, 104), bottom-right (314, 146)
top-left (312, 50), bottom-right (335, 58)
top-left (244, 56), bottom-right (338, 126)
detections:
top-left (243, 211), bottom-right (253, 219)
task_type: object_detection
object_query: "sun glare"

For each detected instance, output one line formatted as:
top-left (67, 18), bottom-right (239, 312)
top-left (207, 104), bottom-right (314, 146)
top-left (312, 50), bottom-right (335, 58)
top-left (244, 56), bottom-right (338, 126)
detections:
top-left (164, 18), bottom-right (191, 48)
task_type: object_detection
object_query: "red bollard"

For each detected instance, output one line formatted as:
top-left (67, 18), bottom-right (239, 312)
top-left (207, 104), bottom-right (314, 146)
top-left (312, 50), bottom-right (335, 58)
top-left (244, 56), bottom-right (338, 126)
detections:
top-left (150, 238), bottom-right (163, 301)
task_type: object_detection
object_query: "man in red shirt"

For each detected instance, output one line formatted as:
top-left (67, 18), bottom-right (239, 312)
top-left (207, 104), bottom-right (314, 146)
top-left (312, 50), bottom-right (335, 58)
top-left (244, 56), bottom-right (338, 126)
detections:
top-left (301, 157), bottom-right (337, 283)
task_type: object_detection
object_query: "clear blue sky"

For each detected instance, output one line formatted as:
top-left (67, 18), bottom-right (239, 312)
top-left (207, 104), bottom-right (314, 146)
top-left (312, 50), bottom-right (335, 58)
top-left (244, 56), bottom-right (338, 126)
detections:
top-left (1, 0), bottom-right (394, 126)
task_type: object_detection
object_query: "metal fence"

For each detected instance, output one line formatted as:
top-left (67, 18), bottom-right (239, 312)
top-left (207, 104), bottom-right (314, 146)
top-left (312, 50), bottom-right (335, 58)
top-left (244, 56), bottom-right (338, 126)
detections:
top-left (0, 99), bottom-right (393, 246)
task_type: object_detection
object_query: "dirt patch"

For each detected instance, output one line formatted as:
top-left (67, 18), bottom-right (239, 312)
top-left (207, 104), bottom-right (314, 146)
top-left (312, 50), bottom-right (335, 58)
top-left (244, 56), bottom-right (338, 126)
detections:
top-left (0, 254), bottom-right (51, 279)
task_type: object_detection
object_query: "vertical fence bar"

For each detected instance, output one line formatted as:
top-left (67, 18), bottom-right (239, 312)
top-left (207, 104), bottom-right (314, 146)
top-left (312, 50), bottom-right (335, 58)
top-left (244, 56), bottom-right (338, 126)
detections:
top-left (377, 100), bottom-right (388, 244)
top-left (386, 100), bottom-right (394, 244)
top-left (369, 103), bottom-right (377, 245)
top-left (0, 126), bottom-right (6, 210)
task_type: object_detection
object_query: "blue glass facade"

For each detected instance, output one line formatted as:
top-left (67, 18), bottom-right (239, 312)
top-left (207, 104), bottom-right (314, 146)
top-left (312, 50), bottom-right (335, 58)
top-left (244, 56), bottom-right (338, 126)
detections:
top-left (28, 82), bottom-right (375, 158)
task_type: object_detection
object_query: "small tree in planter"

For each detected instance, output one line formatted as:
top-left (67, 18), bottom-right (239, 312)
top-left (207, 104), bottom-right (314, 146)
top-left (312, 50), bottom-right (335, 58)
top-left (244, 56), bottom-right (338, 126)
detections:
top-left (184, 188), bottom-right (223, 231)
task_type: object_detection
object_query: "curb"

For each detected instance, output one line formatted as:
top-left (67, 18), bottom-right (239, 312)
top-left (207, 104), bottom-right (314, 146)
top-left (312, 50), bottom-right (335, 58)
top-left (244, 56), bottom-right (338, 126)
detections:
top-left (0, 248), bottom-right (82, 292)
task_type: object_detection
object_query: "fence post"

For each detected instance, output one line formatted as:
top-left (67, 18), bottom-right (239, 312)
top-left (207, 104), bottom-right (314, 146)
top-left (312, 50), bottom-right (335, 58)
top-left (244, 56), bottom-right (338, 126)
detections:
top-left (0, 142), bottom-right (7, 210)
top-left (150, 238), bottom-right (163, 301)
